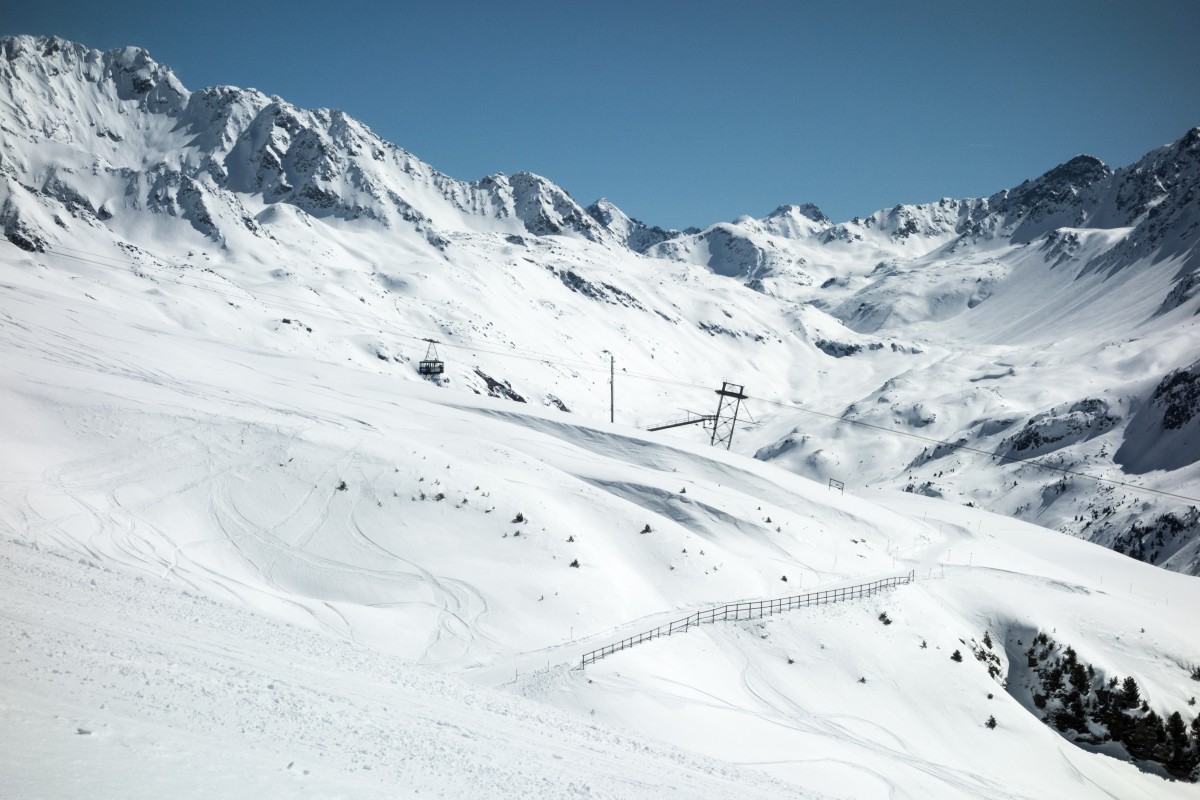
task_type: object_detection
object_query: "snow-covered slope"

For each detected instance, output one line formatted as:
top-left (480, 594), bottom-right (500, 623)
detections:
top-left (2, 34), bottom-right (1200, 796)
top-left (2, 36), bottom-right (1198, 580)
top-left (3, 214), bottom-right (1200, 797)
top-left (2, 36), bottom-right (1200, 793)
top-left (2, 34), bottom-right (1198, 568)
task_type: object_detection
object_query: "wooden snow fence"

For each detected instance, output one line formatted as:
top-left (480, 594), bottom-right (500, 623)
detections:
top-left (578, 571), bottom-right (915, 668)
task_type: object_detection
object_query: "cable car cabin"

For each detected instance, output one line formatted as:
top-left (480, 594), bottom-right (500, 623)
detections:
top-left (418, 340), bottom-right (444, 376)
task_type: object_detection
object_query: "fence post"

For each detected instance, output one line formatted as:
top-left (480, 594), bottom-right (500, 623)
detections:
top-left (582, 574), bottom-right (907, 665)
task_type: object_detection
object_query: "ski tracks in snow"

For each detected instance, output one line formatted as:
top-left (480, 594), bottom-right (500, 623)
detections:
top-left (0, 536), bottom-right (809, 799)
top-left (731, 648), bottom-right (1033, 800)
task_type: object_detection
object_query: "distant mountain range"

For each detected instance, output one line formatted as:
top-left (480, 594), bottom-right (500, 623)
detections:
top-left (2, 34), bottom-right (1197, 573)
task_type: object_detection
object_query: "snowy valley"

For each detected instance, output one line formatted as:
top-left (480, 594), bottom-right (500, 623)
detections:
top-left (2, 35), bottom-right (1200, 798)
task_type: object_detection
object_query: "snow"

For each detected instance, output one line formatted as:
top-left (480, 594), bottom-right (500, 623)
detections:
top-left (2, 34), bottom-right (1200, 797)
top-left (3, 254), bottom-right (1199, 796)
top-left (1, 537), bottom-right (805, 799)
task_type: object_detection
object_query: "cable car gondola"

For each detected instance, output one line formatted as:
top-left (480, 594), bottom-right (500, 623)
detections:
top-left (418, 339), bottom-right (444, 376)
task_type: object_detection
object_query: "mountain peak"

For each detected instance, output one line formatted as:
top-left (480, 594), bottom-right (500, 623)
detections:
top-left (766, 203), bottom-right (831, 226)
top-left (980, 153), bottom-right (1113, 239)
top-left (586, 197), bottom-right (627, 224)
top-left (1043, 154), bottom-right (1111, 185)
top-left (584, 197), bottom-right (682, 252)
top-left (756, 203), bottom-right (832, 239)
top-left (2, 34), bottom-right (187, 114)
top-left (505, 172), bottom-right (612, 243)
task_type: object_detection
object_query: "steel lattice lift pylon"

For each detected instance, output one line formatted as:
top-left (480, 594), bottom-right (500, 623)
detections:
top-left (710, 381), bottom-right (748, 450)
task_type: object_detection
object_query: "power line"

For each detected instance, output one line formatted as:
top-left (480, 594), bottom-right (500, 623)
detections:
top-left (43, 246), bottom-right (607, 371)
top-left (36, 244), bottom-right (1200, 507)
top-left (45, 245), bottom-right (732, 388)
top-left (52, 244), bottom-right (606, 367)
top-left (746, 394), bottom-right (1200, 505)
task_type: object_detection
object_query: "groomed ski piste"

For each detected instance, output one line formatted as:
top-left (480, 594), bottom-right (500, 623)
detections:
top-left (2, 250), bottom-right (1199, 799)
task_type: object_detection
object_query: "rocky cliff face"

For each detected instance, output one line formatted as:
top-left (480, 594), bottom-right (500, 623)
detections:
top-left (0, 35), bottom-right (620, 255)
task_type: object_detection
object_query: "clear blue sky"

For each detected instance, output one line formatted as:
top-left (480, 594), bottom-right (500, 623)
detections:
top-left (8, 1), bottom-right (1199, 229)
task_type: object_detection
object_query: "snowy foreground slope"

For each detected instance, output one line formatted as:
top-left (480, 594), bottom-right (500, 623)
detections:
top-left (2, 538), bottom-right (800, 800)
top-left (3, 34), bottom-right (1200, 798)
top-left (3, 227), bottom-right (1200, 798)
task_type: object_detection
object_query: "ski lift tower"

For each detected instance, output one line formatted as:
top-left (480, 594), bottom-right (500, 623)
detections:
top-left (710, 381), bottom-right (748, 450)
top-left (418, 339), bottom-right (444, 376)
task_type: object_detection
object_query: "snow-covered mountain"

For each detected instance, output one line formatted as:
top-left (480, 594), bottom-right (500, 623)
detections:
top-left (3, 35), bottom-right (1200, 798)
top-left (3, 35), bottom-right (1198, 574)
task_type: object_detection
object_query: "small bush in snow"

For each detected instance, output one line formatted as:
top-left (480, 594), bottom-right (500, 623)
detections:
top-left (878, 612), bottom-right (892, 625)
top-left (951, 649), bottom-right (963, 662)
top-left (569, 559), bottom-right (580, 568)
top-left (513, 512), bottom-right (525, 523)
top-left (985, 716), bottom-right (997, 729)
top-left (336, 480), bottom-right (348, 491)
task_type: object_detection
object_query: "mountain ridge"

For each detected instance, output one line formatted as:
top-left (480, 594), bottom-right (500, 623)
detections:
top-left (2, 33), bottom-right (1198, 575)
top-left (4, 33), bottom-right (1200, 796)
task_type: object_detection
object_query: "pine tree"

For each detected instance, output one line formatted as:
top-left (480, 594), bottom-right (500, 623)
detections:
top-left (1056, 691), bottom-right (1087, 733)
top-left (1108, 706), bottom-right (1133, 745)
top-left (1069, 661), bottom-right (1090, 695)
top-left (1045, 664), bottom-right (1064, 693)
top-left (1120, 676), bottom-right (1141, 710)
top-left (1126, 711), bottom-right (1166, 761)
top-left (1165, 711), bottom-right (1199, 778)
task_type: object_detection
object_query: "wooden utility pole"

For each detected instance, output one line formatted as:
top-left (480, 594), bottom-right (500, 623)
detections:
top-left (609, 352), bottom-right (615, 423)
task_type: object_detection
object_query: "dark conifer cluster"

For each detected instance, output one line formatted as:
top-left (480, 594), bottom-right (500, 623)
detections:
top-left (1025, 632), bottom-right (1200, 779)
